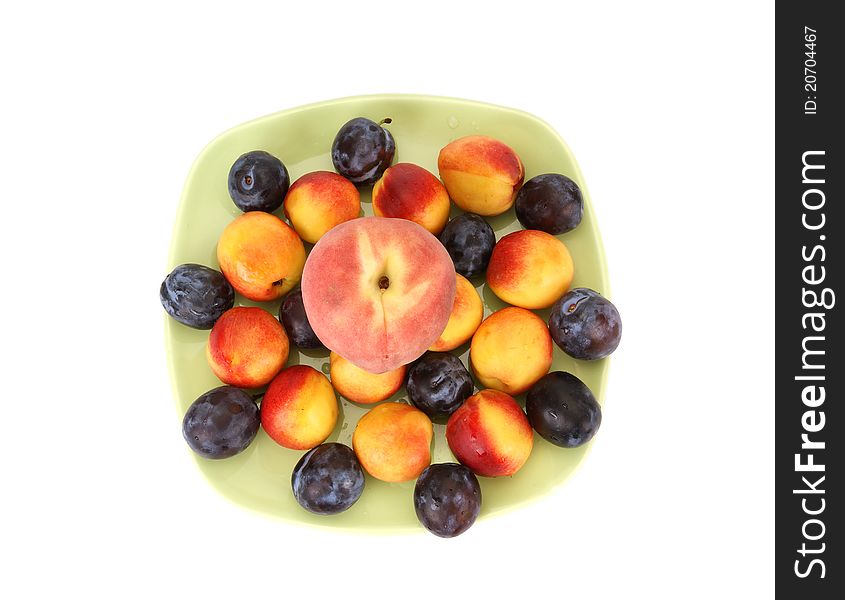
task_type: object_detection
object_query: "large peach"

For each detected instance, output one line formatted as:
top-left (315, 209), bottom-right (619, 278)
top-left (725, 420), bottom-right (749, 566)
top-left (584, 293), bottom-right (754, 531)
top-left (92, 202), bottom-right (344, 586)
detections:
top-left (486, 229), bottom-right (574, 309)
top-left (372, 163), bottom-right (451, 234)
top-left (429, 273), bottom-right (483, 351)
top-left (301, 217), bottom-right (456, 374)
top-left (446, 389), bottom-right (533, 477)
top-left (260, 365), bottom-right (338, 450)
top-left (217, 211), bottom-right (306, 301)
top-left (206, 307), bottom-right (289, 388)
top-left (470, 307), bottom-right (552, 395)
top-left (352, 402), bottom-right (432, 482)
top-left (283, 171), bottom-right (360, 244)
top-left (329, 352), bottom-right (406, 404)
top-left (437, 135), bottom-right (524, 216)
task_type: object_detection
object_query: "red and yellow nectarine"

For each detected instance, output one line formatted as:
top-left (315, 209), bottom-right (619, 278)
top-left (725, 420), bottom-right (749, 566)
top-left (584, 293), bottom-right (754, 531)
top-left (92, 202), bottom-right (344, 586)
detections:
top-left (470, 307), bottom-right (552, 395)
top-left (438, 135), bottom-right (524, 216)
top-left (446, 389), bottom-right (533, 477)
top-left (216, 211), bottom-right (306, 302)
top-left (206, 307), bottom-right (289, 388)
top-left (352, 402), bottom-right (433, 482)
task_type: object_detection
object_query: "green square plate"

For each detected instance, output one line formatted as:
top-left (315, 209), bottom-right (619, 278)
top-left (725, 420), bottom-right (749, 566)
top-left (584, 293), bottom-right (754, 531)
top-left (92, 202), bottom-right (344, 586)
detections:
top-left (165, 94), bottom-right (610, 532)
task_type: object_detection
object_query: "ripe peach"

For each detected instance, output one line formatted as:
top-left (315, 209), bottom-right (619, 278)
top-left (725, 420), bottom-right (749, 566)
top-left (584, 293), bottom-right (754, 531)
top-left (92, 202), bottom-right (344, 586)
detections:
top-left (283, 171), bottom-right (360, 244)
top-left (352, 402), bottom-right (432, 482)
top-left (216, 211), bottom-right (306, 302)
top-left (429, 273), bottom-right (483, 351)
top-left (206, 307), bottom-right (289, 388)
top-left (437, 135), bottom-right (525, 216)
top-left (486, 229), bottom-right (574, 309)
top-left (446, 389), bottom-right (533, 477)
top-left (261, 365), bottom-right (338, 450)
top-left (301, 217), bottom-right (456, 374)
top-left (470, 307), bottom-right (552, 395)
top-left (372, 163), bottom-right (451, 235)
top-left (329, 352), bottom-right (406, 404)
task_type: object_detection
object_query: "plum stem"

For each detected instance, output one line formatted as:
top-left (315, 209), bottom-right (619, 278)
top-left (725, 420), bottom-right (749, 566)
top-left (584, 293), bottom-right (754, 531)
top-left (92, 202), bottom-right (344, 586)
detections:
top-left (379, 118), bottom-right (392, 126)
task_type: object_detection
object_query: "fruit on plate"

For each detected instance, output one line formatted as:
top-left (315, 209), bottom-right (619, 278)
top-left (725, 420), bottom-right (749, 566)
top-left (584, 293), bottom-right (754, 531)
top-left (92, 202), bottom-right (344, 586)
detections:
top-left (283, 171), bottom-right (360, 244)
top-left (331, 117), bottom-right (395, 185)
top-left (182, 386), bottom-right (260, 459)
top-left (548, 288), bottom-right (622, 360)
top-left (352, 402), bottom-right (433, 482)
top-left (470, 307), bottom-right (552, 395)
top-left (526, 371), bottom-right (601, 448)
top-left (279, 288), bottom-right (324, 350)
top-left (407, 352), bottom-right (473, 419)
top-left (160, 263), bottom-right (234, 329)
top-left (438, 213), bottom-right (496, 279)
top-left (414, 463), bottom-right (482, 537)
top-left (329, 352), bottom-right (406, 404)
top-left (437, 135), bottom-right (524, 216)
top-left (445, 389), bottom-right (533, 477)
top-left (429, 273), bottom-right (483, 351)
top-left (291, 443), bottom-right (365, 515)
top-left (228, 150), bottom-right (290, 212)
top-left (261, 365), bottom-right (338, 450)
top-left (216, 211), bottom-right (306, 301)
top-left (301, 217), bottom-right (456, 373)
top-left (514, 173), bottom-right (583, 234)
top-left (372, 163), bottom-right (451, 234)
top-left (206, 307), bottom-right (289, 388)
top-left (486, 229), bottom-right (574, 309)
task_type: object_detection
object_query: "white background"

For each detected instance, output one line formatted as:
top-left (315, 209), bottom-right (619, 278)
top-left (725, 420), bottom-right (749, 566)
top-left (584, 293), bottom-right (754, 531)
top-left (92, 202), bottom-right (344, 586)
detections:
top-left (0, 1), bottom-right (773, 598)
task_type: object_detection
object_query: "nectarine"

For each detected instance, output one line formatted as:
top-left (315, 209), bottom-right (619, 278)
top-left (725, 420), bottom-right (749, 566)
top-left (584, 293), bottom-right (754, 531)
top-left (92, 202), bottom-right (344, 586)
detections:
top-left (429, 273), bottom-right (483, 352)
top-left (470, 307), bottom-right (552, 395)
top-left (261, 365), bottom-right (338, 450)
top-left (283, 171), bottom-right (360, 244)
top-left (352, 402), bottom-right (433, 482)
top-left (216, 211), bottom-right (306, 302)
top-left (329, 351), bottom-right (406, 404)
top-left (446, 389), bottom-right (533, 477)
top-left (206, 307), bottom-right (289, 388)
top-left (438, 135), bottom-right (524, 216)
top-left (372, 163), bottom-right (451, 235)
top-left (486, 229), bottom-right (574, 309)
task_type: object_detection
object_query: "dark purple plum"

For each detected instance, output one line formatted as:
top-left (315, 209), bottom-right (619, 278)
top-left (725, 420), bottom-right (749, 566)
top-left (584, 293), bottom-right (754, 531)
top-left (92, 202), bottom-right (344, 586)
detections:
top-left (438, 213), bottom-right (495, 278)
top-left (182, 386), bottom-right (260, 459)
top-left (407, 353), bottom-right (473, 419)
top-left (414, 463), bottom-right (481, 538)
top-left (160, 263), bottom-right (235, 329)
top-left (291, 443), bottom-right (365, 515)
top-left (228, 150), bottom-right (290, 212)
top-left (526, 371), bottom-right (601, 448)
top-left (331, 117), bottom-right (395, 185)
top-left (279, 288), bottom-right (323, 349)
top-left (514, 173), bottom-right (583, 234)
top-left (548, 288), bottom-right (621, 360)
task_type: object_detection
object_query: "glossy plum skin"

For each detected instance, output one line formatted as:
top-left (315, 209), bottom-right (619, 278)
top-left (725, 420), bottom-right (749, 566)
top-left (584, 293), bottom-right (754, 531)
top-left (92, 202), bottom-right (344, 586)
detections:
top-left (514, 173), bottom-right (583, 234)
top-left (438, 213), bottom-right (496, 278)
top-left (279, 288), bottom-right (324, 349)
top-left (227, 150), bottom-right (290, 212)
top-left (526, 372), bottom-right (601, 448)
top-left (548, 288), bottom-right (622, 360)
top-left (291, 443), bottom-right (365, 515)
top-left (414, 463), bottom-right (482, 538)
top-left (182, 386), bottom-right (260, 459)
top-left (407, 353), bottom-right (473, 419)
top-left (331, 118), bottom-right (395, 185)
top-left (160, 263), bottom-right (235, 329)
